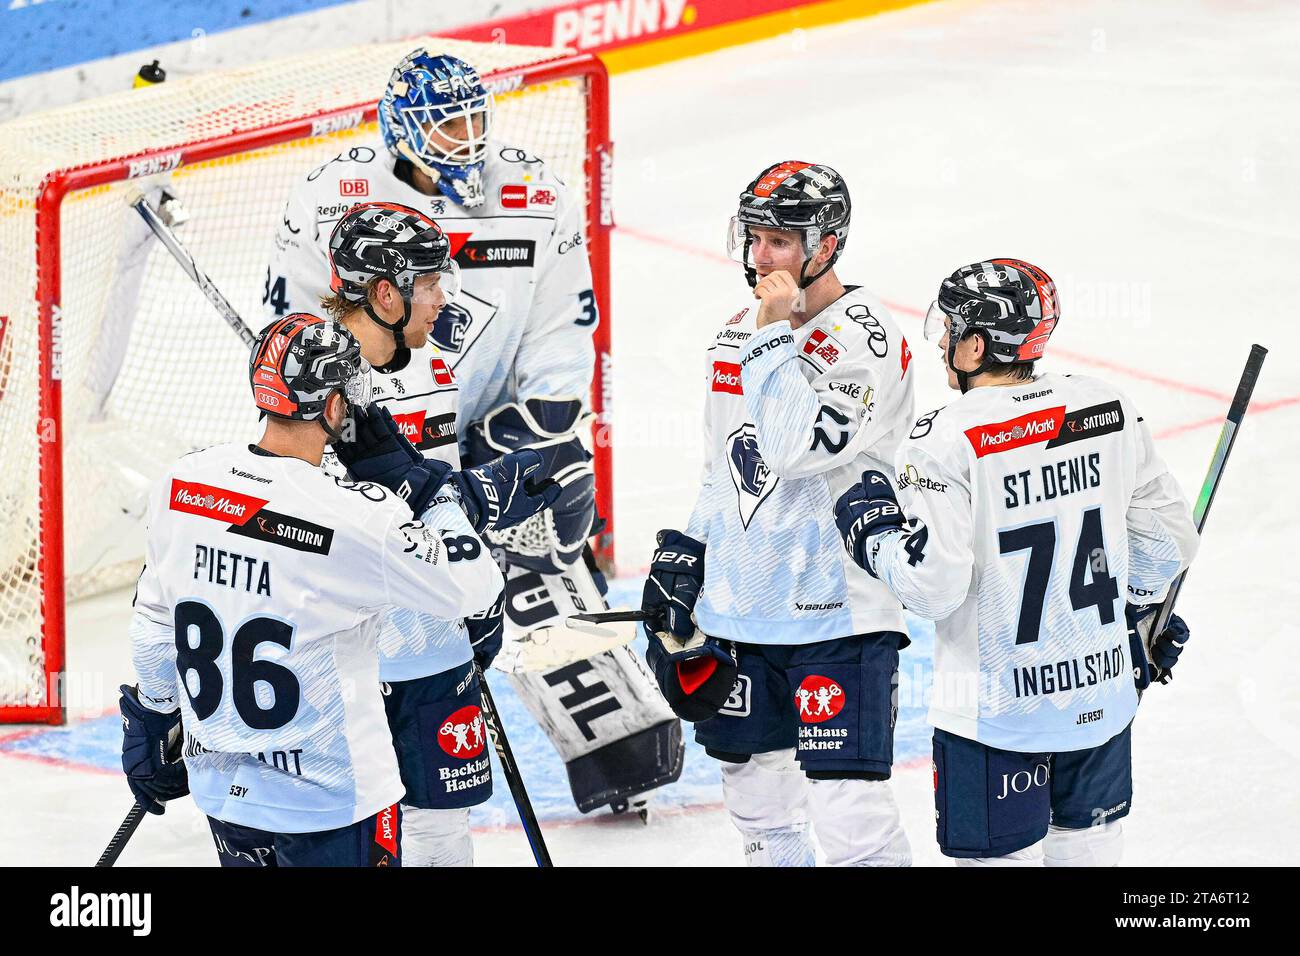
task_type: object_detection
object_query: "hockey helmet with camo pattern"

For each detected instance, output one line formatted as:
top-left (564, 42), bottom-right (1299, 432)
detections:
top-left (726, 161), bottom-right (851, 289)
top-left (328, 201), bottom-right (460, 369)
top-left (924, 258), bottom-right (1060, 393)
top-left (249, 313), bottom-right (370, 435)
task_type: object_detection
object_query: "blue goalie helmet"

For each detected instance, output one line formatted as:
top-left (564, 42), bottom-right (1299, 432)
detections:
top-left (379, 50), bottom-right (494, 208)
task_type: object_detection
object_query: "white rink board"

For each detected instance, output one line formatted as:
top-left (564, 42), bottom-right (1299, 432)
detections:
top-left (2, 0), bottom-right (1297, 865)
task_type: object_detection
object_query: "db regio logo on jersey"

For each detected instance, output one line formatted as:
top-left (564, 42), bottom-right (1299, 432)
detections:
top-left (795, 675), bottom-right (845, 723)
top-left (438, 704), bottom-right (487, 759)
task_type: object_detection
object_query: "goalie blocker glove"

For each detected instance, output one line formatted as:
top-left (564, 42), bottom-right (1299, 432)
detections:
top-left (119, 684), bottom-right (189, 815)
top-left (463, 397), bottom-right (596, 573)
top-left (640, 530), bottom-right (737, 721)
top-left (1127, 604), bottom-right (1191, 690)
top-left (833, 470), bottom-right (908, 577)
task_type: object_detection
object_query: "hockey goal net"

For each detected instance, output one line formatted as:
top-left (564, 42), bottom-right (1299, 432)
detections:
top-left (0, 38), bottom-right (613, 723)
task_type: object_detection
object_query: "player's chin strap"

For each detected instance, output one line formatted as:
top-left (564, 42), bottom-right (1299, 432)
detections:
top-left (739, 234), bottom-right (838, 291)
top-left (797, 232), bottom-right (839, 290)
top-left (948, 330), bottom-right (994, 395)
top-left (361, 278), bottom-right (413, 373)
top-left (320, 392), bottom-right (351, 444)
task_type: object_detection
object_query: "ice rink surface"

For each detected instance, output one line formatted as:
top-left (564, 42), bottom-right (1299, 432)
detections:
top-left (2, 0), bottom-right (1298, 865)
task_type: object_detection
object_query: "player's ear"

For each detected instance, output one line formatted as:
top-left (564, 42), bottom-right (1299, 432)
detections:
top-left (368, 277), bottom-right (394, 312)
top-left (816, 233), bottom-right (838, 266)
top-left (324, 390), bottom-right (348, 432)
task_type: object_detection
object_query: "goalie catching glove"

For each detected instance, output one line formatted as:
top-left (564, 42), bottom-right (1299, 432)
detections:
top-left (463, 397), bottom-right (596, 573)
top-left (640, 530), bottom-right (738, 722)
top-left (334, 403), bottom-right (558, 530)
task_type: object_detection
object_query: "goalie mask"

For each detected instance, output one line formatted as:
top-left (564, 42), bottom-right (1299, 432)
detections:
top-left (327, 201), bottom-right (460, 371)
top-left (727, 161), bottom-right (851, 289)
top-left (924, 258), bottom-right (1059, 394)
top-left (249, 313), bottom-right (370, 440)
top-left (379, 50), bottom-right (493, 208)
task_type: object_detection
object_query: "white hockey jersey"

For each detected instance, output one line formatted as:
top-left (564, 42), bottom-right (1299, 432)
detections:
top-left (265, 138), bottom-right (597, 428)
top-left (130, 442), bottom-right (503, 833)
top-left (321, 342), bottom-right (478, 683)
top-left (686, 287), bottom-right (916, 644)
top-left (870, 373), bottom-right (1199, 753)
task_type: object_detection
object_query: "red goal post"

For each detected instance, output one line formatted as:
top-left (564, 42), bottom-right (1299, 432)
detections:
top-left (0, 40), bottom-right (613, 724)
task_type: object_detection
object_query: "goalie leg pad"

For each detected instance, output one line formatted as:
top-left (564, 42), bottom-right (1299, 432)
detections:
top-left (718, 748), bottom-right (815, 867)
top-left (501, 559), bottom-right (685, 812)
top-left (383, 662), bottom-right (493, 810)
top-left (508, 647), bottom-right (684, 813)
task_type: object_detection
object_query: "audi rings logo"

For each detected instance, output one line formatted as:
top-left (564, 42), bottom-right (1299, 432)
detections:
top-left (844, 303), bottom-right (887, 357)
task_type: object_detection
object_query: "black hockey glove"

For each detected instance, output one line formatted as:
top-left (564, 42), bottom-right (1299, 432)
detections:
top-left (641, 530), bottom-right (706, 640)
top-left (119, 684), bottom-right (188, 815)
top-left (639, 530), bottom-right (736, 722)
top-left (465, 590), bottom-right (505, 671)
top-left (1127, 604), bottom-right (1191, 689)
top-left (450, 450), bottom-right (561, 534)
top-left (834, 470), bottom-right (906, 577)
top-left (334, 403), bottom-right (453, 515)
top-left (645, 629), bottom-right (738, 723)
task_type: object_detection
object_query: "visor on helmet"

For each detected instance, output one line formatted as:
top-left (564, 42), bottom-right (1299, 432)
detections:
top-left (342, 356), bottom-right (373, 408)
top-left (924, 301), bottom-right (951, 342)
top-left (726, 216), bottom-right (822, 267)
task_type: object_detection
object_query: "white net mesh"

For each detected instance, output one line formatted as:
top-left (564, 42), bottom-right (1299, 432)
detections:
top-left (0, 37), bottom-right (601, 713)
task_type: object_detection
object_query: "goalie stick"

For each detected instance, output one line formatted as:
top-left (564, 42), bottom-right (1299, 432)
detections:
top-left (1145, 344), bottom-right (1267, 685)
top-left (131, 193), bottom-right (553, 865)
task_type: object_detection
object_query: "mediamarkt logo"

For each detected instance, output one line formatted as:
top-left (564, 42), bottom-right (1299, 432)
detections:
top-left (964, 406), bottom-right (1066, 458)
top-left (169, 480), bottom-right (268, 526)
top-left (712, 361), bottom-right (743, 394)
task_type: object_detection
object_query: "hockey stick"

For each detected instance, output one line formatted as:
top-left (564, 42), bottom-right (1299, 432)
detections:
top-left (95, 802), bottom-right (146, 867)
top-left (135, 192), bottom-right (555, 863)
top-left (1146, 344), bottom-right (1267, 682)
top-left (476, 665), bottom-right (553, 867)
top-left (130, 193), bottom-right (258, 348)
